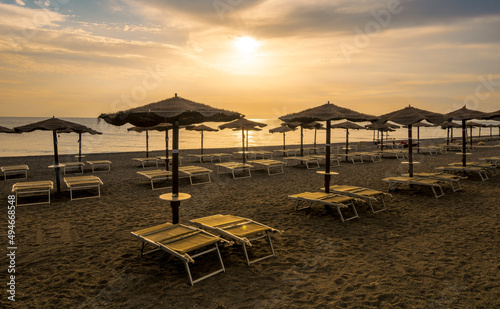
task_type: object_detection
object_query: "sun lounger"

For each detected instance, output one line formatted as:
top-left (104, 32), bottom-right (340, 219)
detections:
top-left (188, 154), bottom-right (215, 163)
top-left (64, 175), bottom-right (103, 200)
top-left (283, 156), bottom-right (320, 169)
top-left (190, 214), bottom-right (281, 265)
top-left (340, 152), bottom-right (364, 164)
top-left (11, 180), bottom-right (53, 206)
top-left (354, 152), bottom-right (382, 163)
top-left (210, 153), bottom-right (232, 162)
top-left (137, 169), bottom-right (172, 190)
top-left (323, 185), bottom-right (389, 213)
top-left (87, 160), bottom-right (111, 172)
top-left (273, 149), bottom-right (299, 157)
top-left (448, 162), bottom-right (498, 176)
top-left (179, 166), bottom-right (212, 185)
top-left (288, 192), bottom-right (360, 222)
top-left (247, 159), bottom-right (285, 175)
top-left (215, 162), bottom-right (253, 179)
top-left (380, 149), bottom-right (407, 159)
top-left (156, 156), bottom-right (183, 166)
top-left (131, 223), bottom-right (230, 285)
top-left (1, 165), bottom-right (29, 180)
top-left (403, 172), bottom-right (466, 192)
top-left (480, 156), bottom-right (500, 166)
top-left (435, 166), bottom-right (489, 181)
top-left (62, 162), bottom-right (85, 174)
top-left (382, 176), bottom-right (445, 198)
top-left (133, 157), bottom-right (159, 168)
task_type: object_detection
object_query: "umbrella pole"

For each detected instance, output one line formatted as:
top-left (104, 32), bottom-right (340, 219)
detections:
top-left (52, 130), bottom-right (61, 193)
top-left (171, 122), bottom-right (180, 224)
top-left (324, 121), bottom-right (331, 193)
top-left (165, 130), bottom-right (169, 171)
top-left (78, 133), bottom-right (82, 162)
top-left (300, 126), bottom-right (304, 157)
top-left (314, 129), bottom-right (317, 149)
top-left (462, 120), bottom-right (467, 167)
top-left (283, 132), bottom-right (286, 150)
top-left (146, 131), bottom-right (149, 158)
top-left (417, 127), bottom-right (420, 153)
top-left (380, 130), bottom-right (384, 151)
top-left (200, 131), bottom-right (204, 155)
top-left (469, 126), bottom-right (473, 149)
top-left (408, 125), bottom-right (414, 178)
top-left (446, 128), bottom-right (450, 145)
top-left (345, 129), bottom-right (349, 157)
top-left (241, 128), bottom-right (246, 164)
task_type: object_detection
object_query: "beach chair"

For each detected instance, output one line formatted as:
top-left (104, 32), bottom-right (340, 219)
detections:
top-left (1, 165), bottom-right (29, 180)
top-left (434, 166), bottom-right (489, 181)
top-left (247, 159), bottom-right (285, 175)
top-left (340, 153), bottom-right (364, 164)
top-left (382, 176), bottom-right (445, 198)
top-left (448, 162), bottom-right (498, 176)
top-left (131, 223), bottom-right (230, 285)
top-left (11, 180), bottom-right (53, 206)
top-left (190, 214), bottom-right (282, 265)
top-left (354, 152), bottom-right (382, 163)
top-left (87, 160), bottom-right (112, 172)
top-left (215, 162), bottom-right (252, 179)
top-left (283, 156), bottom-right (320, 169)
top-left (323, 185), bottom-right (389, 213)
top-left (188, 154), bottom-right (215, 163)
top-left (210, 153), bottom-right (232, 162)
top-left (137, 169), bottom-right (172, 190)
top-left (179, 166), bottom-right (212, 185)
top-left (404, 172), bottom-right (466, 192)
top-left (480, 156), bottom-right (500, 167)
top-left (64, 175), bottom-right (103, 200)
top-left (156, 156), bottom-right (183, 166)
top-left (288, 192), bottom-right (360, 222)
top-left (132, 157), bottom-right (159, 168)
top-left (62, 162), bottom-right (85, 174)
top-left (273, 149), bottom-right (299, 157)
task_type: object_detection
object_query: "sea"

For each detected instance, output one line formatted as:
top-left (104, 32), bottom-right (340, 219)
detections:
top-left (0, 117), bottom-right (492, 158)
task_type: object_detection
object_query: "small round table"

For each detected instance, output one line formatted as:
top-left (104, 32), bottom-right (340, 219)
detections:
top-left (316, 171), bottom-right (339, 176)
top-left (159, 193), bottom-right (191, 202)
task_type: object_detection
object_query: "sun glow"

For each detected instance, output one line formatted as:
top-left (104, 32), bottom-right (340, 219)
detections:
top-left (234, 36), bottom-right (259, 54)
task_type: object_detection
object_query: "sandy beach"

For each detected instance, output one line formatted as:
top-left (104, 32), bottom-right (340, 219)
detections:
top-left (1, 140), bottom-right (499, 308)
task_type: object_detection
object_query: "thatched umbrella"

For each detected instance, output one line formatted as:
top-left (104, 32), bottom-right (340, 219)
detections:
top-left (377, 106), bottom-right (444, 177)
top-left (99, 94), bottom-right (241, 224)
top-left (466, 121), bottom-right (486, 146)
top-left (403, 121), bottom-right (435, 153)
top-left (440, 121), bottom-right (462, 144)
top-left (269, 125), bottom-right (295, 150)
top-left (127, 123), bottom-right (174, 167)
top-left (219, 118), bottom-right (267, 163)
top-left (59, 128), bottom-right (102, 162)
top-left (304, 122), bottom-right (326, 150)
top-left (365, 122), bottom-right (400, 150)
top-left (330, 121), bottom-right (365, 158)
top-left (186, 124), bottom-right (219, 154)
top-left (444, 106), bottom-right (490, 167)
top-left (14, 117), bottom-right (98, 193)
top-left (283, 121), bottom-right (325, 156)
top-left (280, 101), bottom-right (376, 193)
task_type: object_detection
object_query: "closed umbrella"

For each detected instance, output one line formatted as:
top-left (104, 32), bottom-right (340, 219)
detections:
top-left (330, 121), bottom-right (365, 158)
top-left (280, 101), bottom-right (376, 193)
top-left (14, 117), bottom-right (98, 193)
top-left (99, 93), bottom-right (241, 224)
top-left (377, 105), bottom-right (444, 177)
top-left (186, 124), bottom-right (219, 154)
top-left (444, 106), bottom-right (490, 167)
top-left (219, 118), bottom-right (267, 163)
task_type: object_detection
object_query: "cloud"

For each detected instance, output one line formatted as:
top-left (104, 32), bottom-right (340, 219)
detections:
top-left (15, 0), bottom-right (26, 6)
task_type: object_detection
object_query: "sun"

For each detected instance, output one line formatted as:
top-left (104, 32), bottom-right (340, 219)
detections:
top-left (234, 36), bottom-right (259, 53)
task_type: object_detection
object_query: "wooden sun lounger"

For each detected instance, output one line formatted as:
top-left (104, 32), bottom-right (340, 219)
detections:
top-left (190, 214), bottom-right (281, 265)
top-left (382, 176), bottom-right (445, 198)
top-left (215, 162), bottom-right (253, 179)
top-left (179, 166), bottom-right (212, 185)
top-left (156, 156), bottom-right (183, 166)
top-left (288, 192), bottom-right (360, 222)
top-left (380, 150), bottom-right (407, 159)
top-left (11, 180), bottom-right (53, 206)
top-left (131, 223), bottom-right (230, 285)
top-left (210, 153), bottom-right (232, 162)
top-left (86, 160), bottom-right (111, 172)
top-left (133, 157), bottom-right (159, 168)
top-left (273, 149), bottom-right (299, 157)
top-left (137, 169), bottom-right (172, 190)
top-left (480, 156), bottom-right (500, 167)
top-left (283, 156), bottom-right (320, 169)
top-left (62, 162), bottom-right (85, 174)
top-left (403, 172), bottom-right (466, 192)
top-left (323, 185), bottom-right (389, 213)
top-left (247, 159), bottom-right (285, 175)
top-left (447, 162), bottom-right (498, 177)
top-left (435, 166), bottom-right (490, 181)
top-left (1, 165), bottom-right (29, 180)
top-left (353, 152), bottom-right (383, 163)
top-left (64, 175), bottom-right (103, 200)
top-left (188, 154), bottom-right (215, 163)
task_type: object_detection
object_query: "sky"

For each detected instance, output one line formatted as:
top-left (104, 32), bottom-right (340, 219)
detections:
top-left (0, 0), bottom-right (499, 119)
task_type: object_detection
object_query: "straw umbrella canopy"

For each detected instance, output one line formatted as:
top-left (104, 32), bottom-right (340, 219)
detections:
top-left (14, 117), bottom-right (98, 193)
top-left (376, 105), bottom-right (444, 177)
top-left (280, 101), bottom-right (376, 193)
top-left (127, 123), bottom-right (174, 167)
top-left (466, 121), bottom-right (486, 146)
top-left (59, 127), bottom-right (102, 162)
top-left (185, 124), bottom-right (219, 154)
top-left (365, 122), bottom-right (400, 150)
top-left (269, 125), bottom-right (295, 150)
top-left (283, 121), bottom-right (325, 156)
top-left (403, 121), bottom-right (435, 153)
top-left (0, 125), bottom-right (15, 133)
top-left (444, 106), bottom-right (490, 167)
top-left (440, 121), bottom-right (462, 144)
top-left (218, 118), bottom-right (267, 163)
top-left (304, 121), bottom-right (326, 150)
top-left (99, 94), bottom-right (242, 224)
top-left (330, 121), bottom-right (365, 157)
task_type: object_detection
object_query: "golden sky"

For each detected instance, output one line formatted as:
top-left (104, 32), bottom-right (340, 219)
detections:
top-left (1, 0), bottom-right (499, 119)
